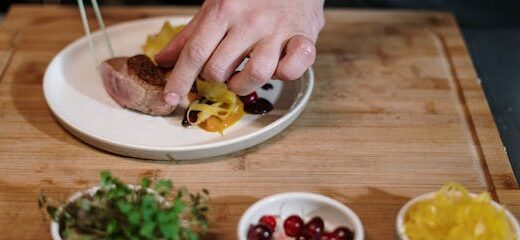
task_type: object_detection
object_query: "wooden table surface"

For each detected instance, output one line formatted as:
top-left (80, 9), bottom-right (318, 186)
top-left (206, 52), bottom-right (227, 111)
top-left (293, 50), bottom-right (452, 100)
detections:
top-left (1, 5), bottom-right (519, 240)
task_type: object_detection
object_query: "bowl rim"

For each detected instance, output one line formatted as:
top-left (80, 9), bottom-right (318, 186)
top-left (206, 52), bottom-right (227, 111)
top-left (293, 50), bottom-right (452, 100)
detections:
top-left (50, 185), bottom-right (162, 240)
top-left (396, 192), bottom-right (520, 240)
top-left (237, 192), bottom-right (364, 240)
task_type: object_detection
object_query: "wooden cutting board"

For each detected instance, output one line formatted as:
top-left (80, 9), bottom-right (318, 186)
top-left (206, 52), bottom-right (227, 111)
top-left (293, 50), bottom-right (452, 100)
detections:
top-left (0, 5), bottom-right (518, 239)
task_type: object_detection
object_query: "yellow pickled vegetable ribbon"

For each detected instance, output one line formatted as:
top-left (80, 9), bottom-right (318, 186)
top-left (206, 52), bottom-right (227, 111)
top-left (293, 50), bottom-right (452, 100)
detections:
top-left (142, 22), bottom-right (185, 59)
top-left (404, 183), bottom-right (517, 240)
top-left (187, 79), bottom-right (243, 132)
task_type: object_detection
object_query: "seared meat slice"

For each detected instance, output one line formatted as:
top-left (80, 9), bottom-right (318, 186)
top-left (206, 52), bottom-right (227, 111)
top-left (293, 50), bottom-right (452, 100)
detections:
top-left (100, 55), bottom-right (175, 116)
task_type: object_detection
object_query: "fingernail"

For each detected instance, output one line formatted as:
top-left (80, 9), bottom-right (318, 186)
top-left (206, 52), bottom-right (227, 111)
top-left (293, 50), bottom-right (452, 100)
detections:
top-left (164, 92), bottom-right (180, 106)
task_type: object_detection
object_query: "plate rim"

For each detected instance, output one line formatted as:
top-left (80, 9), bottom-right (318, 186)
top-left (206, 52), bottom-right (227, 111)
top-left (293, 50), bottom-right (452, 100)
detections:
top-left (42, 16), bottom-right (314, 155)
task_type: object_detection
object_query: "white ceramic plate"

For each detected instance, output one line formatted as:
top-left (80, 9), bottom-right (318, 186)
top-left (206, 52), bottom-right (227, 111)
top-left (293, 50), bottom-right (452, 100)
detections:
top-left (43, 16), bottom-right (314, 160)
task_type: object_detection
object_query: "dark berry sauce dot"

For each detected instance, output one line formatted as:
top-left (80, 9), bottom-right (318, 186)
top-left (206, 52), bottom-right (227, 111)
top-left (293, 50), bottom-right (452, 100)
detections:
top-left (199, 97), bottom-right (215, 105)
top-left (188, 110), bottom-right (200, 123)
top-left (190, 81), bottom-right (197, 92)
top-left (182, 114), bottom-right (190, 127)
top-left (244, 98), bottom-right (273, 115)
top-left (261, 83), bottom-right (274, 90)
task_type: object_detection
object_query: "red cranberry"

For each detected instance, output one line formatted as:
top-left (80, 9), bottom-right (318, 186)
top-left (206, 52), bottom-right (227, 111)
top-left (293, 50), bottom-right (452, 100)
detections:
top-left (305, 216), bottom-right (325, 236)
top-left (259, 215), bottom-right (277, 231)
top-left (295, 231), bottom-right (313, 240)
top-left (283, 215), bottom-right (304, 237)
top-left (247, 224), bottom-right (272, 240)
top-left (239, 92), bottom-right (258, 105)
top-left (319, 232), bottom-right (338, 240)
top-left (332, 226), bottom-right (354, 240)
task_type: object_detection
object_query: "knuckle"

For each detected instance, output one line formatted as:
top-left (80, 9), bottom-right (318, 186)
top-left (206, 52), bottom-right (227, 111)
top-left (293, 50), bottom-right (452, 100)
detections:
top-left (213, 0), bottom-right (239, 17)
top-left (315, 14), bottom-right (325, 30)
top-left (185, 42), bottom-right (209, 64)
top-left (274, 13), bottom-right (290, 28)
top-left (249, 62), bottom-right (273, 84)
top-left (319, 17), bottom-right (325, 30)
top-left (244, 11), bottom-right (270, 29)
top-left (311, 7), bottom-right (325, 31)
top-left (276, 67), bottom-right (298, 81)
top-left (244, 13), bottom-right (260, 27)
top-left (203, 62), bottom-right (228, 82)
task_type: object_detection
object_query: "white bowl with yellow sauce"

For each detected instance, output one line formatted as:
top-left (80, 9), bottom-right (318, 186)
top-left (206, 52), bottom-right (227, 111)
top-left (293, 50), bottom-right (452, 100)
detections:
top-left (396, 188), bottom-right (520, 240)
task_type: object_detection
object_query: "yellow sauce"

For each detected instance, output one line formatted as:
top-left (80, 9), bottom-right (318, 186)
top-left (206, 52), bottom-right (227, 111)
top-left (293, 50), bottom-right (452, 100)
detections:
top-left (199, 100), bottom-right (244, 133)
top-left (404, 183), bottom-right (517, 240)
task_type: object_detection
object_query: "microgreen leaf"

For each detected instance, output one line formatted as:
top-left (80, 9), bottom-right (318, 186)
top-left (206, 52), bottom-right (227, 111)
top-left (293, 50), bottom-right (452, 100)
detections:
top-left (106, 219), bottom-right (118, 234)
top-left (38, 193), bottom-right (47, 208)
top-left (202, 188), bottom-right (209, 196)
top-left (154, 179), bottom-right (173, 195)
top-left (99, 170), bottom-right (112, 187)
top-left (117, 200), bottom-right (133, 214)
top-left (184, 229), bottom-right (198, 240)
top-left (139, 222), bottom-right (156, 239)
top-left (46, 206), bottom-right (57, 218)
top-left (173, 198), bottom-right (185, 214)
top-left (141, 177), bottom-right (151, 189)
top-left (128, 211), bottom-right (140, 225)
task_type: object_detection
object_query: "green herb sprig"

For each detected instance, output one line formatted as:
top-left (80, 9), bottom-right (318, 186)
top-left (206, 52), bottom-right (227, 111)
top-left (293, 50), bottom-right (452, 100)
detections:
top-left (38, 171), bottom-right (210, 240)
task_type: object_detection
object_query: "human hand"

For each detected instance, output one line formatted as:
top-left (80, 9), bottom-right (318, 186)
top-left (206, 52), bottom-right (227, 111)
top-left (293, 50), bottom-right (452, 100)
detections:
top-left (155, 0), bottom-right (325, 106)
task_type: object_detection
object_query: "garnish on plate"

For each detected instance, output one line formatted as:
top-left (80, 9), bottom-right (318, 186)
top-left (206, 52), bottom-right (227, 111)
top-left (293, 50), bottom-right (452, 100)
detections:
top-left (38, 171), bottom-right (210, 240)
top-left (183, 79), bottom-right (245, 134)
top-left (404, 183), bottom-right (517, 240)
top-left (183, 79), bottom-right (275, 134)
top-left (142, 21), bottom-right (185, 59)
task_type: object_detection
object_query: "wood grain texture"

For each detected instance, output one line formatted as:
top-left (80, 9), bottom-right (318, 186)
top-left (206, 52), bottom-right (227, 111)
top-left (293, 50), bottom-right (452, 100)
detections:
top-left (0, 5), bottom-right (518, 240)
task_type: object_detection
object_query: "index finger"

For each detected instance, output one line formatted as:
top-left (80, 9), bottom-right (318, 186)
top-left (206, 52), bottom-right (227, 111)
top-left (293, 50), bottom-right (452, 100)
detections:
top-left (163, 17), bottom-right (228, 106)
top-left (154, 13), bottom-right (201, 67)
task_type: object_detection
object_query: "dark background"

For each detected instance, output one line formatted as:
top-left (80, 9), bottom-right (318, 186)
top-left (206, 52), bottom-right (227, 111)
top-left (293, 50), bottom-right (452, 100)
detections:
top-left (1, 1), bottom-right (520, 182)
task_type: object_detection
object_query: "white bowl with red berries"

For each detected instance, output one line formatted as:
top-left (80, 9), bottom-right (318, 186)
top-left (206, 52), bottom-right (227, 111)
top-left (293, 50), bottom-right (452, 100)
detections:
top-left (238, 192), bottom-right (364, 240)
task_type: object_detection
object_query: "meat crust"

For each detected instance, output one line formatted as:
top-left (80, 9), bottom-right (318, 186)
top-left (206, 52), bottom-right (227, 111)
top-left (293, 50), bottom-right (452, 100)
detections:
top-left (100, 55), bottom-right (175, 116)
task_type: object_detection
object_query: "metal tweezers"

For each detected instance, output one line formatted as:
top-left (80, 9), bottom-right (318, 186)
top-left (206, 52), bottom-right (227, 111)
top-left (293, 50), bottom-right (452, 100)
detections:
top-left (77, 0), bottom-right (114, 63)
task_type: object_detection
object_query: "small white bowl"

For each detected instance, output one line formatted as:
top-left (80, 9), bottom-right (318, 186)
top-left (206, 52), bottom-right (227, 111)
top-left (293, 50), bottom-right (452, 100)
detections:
top-left (396, 192), bottom-right (520, 240)
top-left (50, 185), bottom-right (163, 240)
top-left (50, 186), bottom-right (103, 240)
top-left (238, 192), bottom-right (364, 240)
